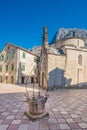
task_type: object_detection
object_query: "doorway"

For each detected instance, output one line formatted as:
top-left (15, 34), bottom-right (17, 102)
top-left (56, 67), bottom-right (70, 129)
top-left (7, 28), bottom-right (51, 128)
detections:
top-left (31, 77), bottom-right (34, 83)
top-left (21, 77), bottom-right (24, 84)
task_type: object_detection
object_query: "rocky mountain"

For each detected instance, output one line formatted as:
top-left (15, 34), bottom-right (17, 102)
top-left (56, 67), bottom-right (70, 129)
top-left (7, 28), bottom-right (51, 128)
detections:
top-left (29, 46), bottom-right (41, 56)
top-left (50, 28), bottom-right (87, 45)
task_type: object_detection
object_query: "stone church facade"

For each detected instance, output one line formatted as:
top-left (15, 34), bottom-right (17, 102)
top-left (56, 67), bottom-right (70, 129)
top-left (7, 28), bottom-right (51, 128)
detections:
top-left (39, 26), bottom-right (87, 90)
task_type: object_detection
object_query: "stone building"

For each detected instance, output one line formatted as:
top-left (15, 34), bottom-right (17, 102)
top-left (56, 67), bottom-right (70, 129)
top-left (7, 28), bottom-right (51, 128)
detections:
top-left (39, 26), bottom-right (87, 90)
top-left (0, 43), bottom-right (37, 84)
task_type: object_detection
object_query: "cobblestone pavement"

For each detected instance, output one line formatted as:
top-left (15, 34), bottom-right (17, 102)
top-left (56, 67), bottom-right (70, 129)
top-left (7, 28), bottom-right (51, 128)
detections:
top-left (0, 83), bottom-right (87, 130)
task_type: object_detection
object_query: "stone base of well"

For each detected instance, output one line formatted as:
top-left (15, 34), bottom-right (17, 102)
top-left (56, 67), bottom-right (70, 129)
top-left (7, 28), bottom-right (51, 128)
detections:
top-left (24, 110), bottom-right (49, 121)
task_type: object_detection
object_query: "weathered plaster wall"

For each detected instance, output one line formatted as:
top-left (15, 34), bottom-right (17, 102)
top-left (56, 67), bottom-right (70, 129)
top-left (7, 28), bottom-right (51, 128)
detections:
top-left (18, 49), bottom-right (36, 84)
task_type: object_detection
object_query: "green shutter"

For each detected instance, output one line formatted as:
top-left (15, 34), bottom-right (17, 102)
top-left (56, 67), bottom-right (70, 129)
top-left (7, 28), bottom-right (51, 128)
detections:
top-left (22, 64), bottom-right (25, 71)
top-left (22, 52), bottom-right (26, 58)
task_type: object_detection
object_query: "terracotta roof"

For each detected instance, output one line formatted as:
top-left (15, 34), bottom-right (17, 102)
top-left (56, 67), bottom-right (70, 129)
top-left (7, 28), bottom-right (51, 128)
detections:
top-left (0, 43), bottom-right (38, 57)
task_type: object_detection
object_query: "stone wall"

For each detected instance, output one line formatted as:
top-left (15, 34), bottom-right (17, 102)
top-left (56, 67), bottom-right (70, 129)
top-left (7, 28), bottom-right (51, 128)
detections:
top-left (39, 47), bottom-right (48, 90)
top-left (63, 38), bottom-right (84, 47)
top-left (56, 38), bottom-right (84, 48)
top-left (64, 47), bottom-right (87, 87)
top-left (47, 53), bottom-right (66, 90)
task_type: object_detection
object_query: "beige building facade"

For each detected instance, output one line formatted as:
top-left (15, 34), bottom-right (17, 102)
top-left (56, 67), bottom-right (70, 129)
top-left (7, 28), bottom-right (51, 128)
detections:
top-left (0, 43), bottom-right (37, 84)
top-left (39, 27), bottom-right (87, 90)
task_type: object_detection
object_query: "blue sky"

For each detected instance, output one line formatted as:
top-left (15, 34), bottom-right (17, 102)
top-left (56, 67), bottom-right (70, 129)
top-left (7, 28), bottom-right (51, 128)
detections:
top-left (0, 0), bottom-right (87, 50)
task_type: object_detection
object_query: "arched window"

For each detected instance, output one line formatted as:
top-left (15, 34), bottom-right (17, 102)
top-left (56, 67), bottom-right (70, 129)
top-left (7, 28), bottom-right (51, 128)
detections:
top-left (78, 55), bottom-right (82, 65)
top-left (77, 40), bottom-right (79, 47)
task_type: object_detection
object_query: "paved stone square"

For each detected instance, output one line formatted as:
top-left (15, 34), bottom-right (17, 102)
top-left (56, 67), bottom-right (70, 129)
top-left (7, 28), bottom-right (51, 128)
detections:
top-left (0, 83), bottom-right (87, 130)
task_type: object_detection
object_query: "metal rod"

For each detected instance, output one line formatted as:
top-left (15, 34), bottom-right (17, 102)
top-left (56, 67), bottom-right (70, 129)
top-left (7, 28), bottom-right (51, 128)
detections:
top-left (33, 77), bottom-right (35, 98)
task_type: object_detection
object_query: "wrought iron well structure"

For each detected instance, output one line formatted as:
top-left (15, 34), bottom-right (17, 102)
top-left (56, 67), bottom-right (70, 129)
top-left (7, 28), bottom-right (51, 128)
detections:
top-left (24, 67), bottom-right (49, 121)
